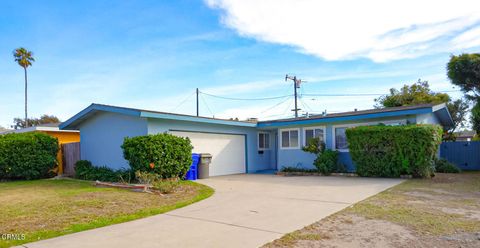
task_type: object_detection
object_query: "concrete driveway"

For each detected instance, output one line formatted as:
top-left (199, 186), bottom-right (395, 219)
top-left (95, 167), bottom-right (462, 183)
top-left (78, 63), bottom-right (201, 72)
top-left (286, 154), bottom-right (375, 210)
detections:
top-left (22, 174), bottom-right (403, 248)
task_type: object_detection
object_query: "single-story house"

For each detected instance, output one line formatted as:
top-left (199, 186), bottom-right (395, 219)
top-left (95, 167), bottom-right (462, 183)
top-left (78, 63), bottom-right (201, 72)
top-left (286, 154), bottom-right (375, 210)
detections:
top-left (60, 103), bottom-right (453, 175)
top-left (2, 123), bottom-right (80, 174)
top-left (454, 130), bottom-right (476, 141)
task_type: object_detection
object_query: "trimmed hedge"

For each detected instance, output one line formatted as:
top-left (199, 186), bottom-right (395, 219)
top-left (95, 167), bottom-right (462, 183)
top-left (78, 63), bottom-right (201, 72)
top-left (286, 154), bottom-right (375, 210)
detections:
top-left (346, 125), bottom-right (443, 178)
top-left (0, 132), bottom-right (58, 180)
top-left (122, 133), bottom-right (193, 179)
top-left (75, 160), bottom-right (134, 182)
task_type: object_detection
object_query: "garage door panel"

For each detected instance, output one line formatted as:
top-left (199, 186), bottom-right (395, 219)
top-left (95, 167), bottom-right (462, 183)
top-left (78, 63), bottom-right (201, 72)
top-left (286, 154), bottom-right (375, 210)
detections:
top-left (170, 131), bottom-right (246, 176)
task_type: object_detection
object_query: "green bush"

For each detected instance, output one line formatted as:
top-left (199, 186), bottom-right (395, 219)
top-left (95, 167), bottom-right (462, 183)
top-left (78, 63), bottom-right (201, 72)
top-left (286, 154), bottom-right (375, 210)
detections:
top-left (0, 132), bottom-right (58, 180)
top-left (346, 124), bottom-right (443, 178)
top-left (313, 149), bottom-right (339, 175)
top-left (122, 133), bottom-right (193, 179)
top-left (301, 137), bottom-right (341, 175)
top-left (435, 158), bottom-right (461, 173)
top-left (75, 160), bottom-right (133, 182)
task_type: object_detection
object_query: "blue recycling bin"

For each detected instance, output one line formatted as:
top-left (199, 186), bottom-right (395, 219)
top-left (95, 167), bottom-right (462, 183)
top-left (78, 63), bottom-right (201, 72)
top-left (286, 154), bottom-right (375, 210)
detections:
top-left (185, 153), bottom-right (200, 180)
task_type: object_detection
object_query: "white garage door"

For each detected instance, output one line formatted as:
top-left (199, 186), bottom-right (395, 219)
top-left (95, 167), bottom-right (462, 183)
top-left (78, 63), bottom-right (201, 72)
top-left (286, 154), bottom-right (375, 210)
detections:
top-left (170, 131), bottom-right (246, 176)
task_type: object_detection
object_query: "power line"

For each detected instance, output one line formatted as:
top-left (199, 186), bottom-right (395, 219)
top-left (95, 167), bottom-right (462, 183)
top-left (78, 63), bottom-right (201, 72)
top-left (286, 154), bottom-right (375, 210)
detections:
top-left (200, 91), bottom-right (293, 101)
top-left (199, 94), bottom-right (214, 117)
top-left (300, 97), bottom-right (314, 112)
top-left (260, 96), bottom-right (292, 114)
top-left (171, 91), bottom-right (196, 112)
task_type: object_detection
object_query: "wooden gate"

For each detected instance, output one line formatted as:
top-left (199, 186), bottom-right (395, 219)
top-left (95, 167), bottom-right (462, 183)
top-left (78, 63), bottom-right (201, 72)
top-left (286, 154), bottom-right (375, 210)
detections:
top-left (62, 142), bottom-right (80, 176)
top-left (440, 141), bottom-right (480, 170)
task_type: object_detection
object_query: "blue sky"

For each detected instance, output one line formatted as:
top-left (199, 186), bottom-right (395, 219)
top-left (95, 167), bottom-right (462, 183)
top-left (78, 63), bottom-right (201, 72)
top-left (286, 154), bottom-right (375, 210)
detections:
top-left (0, 0), bottom-right (479, 127)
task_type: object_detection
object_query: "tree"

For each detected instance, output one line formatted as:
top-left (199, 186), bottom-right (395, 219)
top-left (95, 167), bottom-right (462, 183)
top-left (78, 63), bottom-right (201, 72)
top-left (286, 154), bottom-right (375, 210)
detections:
top-left (447, 53), bottom-right (480, 100)
top-left (13, 47), bottom-right (35, 128)
top-left (447, 98), bottom-right (469, 133)
top-left (472, 103), bottom-right (480, 135)
top-left (374, 80), bottom-right (450, 108)
top-left (374, 80), bottom-right (468, 137)
top-left (11, 115), bottom-right (60, 130)
top-left (447, 53), bottom-right (480, 136)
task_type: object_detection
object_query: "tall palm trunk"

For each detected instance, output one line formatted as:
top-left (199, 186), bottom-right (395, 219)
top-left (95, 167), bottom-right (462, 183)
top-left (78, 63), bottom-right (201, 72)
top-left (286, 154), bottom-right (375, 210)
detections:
top-left (24, 67), bottom-right (28, 128)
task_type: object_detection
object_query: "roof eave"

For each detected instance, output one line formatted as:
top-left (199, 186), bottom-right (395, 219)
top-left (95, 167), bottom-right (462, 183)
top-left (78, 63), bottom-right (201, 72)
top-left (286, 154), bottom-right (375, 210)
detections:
top-left (258, 107), bottom-right (433, 128)
top-left (140, 111), bottom-right (257, 127)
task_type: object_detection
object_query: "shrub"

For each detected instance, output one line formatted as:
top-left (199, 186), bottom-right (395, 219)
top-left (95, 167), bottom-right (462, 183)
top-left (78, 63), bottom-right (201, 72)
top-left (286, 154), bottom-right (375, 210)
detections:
top-left (122, 133), bottom-right (193, 179)
top-left (0, 132), bottom-right (58, 180)
top-left (435, 158), bottom-right (461, 173)
top-left (346, 124), bottom-right (443, 178)
top-left (153, 178), bottom-right (180, 194)
top-left (75, 160), bottom-right (133, 182)
top-left (302, 137), bottom-right (325, 154)
top-left (301, 137), bottom-right (340, 175)
top-left (313, 149), bottom-right (339, 175)
top-left (135, 171), bottom-right (160, 185)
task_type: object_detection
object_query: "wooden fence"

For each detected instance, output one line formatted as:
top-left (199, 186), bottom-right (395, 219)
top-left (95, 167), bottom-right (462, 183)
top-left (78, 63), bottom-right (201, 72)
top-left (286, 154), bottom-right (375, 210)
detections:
top-left (440, 141), bottom-right (480, 170)
top-left (62, 142), bottom-right (80, 176)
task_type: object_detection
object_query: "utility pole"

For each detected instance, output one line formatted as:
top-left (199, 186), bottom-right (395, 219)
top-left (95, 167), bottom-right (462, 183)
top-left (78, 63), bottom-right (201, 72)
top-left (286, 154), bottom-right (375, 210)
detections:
top-left (196, 88), bottom-right (199, 116)
top-left (285, 74), bottom-right (305, 118)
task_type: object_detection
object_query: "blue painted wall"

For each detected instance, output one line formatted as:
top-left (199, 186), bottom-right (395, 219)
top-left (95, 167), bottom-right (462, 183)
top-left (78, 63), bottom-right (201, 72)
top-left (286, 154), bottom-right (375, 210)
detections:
top-left (274, 115), bottom-right (419, 171)
top-left (147, 119), bottom-right (275, 172)
top-left (78, 112), bottom-right (148, 169)
top-left (73, 109), bottom-right (442, 173)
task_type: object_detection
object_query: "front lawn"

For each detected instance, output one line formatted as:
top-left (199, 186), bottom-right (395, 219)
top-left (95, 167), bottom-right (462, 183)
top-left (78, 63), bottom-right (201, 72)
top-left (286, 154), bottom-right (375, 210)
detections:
top-left (264, 172), bottom-right (480, 248)
top-left (0, 179), bottom-right (213, 248)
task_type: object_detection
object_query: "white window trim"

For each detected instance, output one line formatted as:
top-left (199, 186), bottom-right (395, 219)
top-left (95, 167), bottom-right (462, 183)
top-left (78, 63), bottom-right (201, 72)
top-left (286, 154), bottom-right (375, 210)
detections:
top-left (332, 119), bottom-right (407, 152)
top-left (303, 126), bottom-right (326, 146)
top-left (257, 132), bottom-right (270, 150)
top-left (279, 128), bottom-right (300, 150)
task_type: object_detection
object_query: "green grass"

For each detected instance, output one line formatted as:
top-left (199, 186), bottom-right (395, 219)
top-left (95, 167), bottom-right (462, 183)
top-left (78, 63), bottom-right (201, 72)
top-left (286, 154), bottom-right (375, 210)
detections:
top-left (0, 179), bottom-right (213, 248)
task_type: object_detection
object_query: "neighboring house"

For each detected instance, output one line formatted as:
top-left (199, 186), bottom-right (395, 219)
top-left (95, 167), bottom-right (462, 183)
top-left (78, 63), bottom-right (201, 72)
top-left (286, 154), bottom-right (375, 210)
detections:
top-left (454, 130), bottom-right (476, 141)
top-left (2, 123), bottom-right (80, 174)
top-left (60, 103), bottom-right (453, 175)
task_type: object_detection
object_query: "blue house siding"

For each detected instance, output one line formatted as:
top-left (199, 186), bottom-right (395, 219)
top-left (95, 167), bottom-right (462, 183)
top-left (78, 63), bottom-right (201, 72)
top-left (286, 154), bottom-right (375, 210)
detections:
top-left (78, 112), bottom-right (148, 169)
top-left (147, 119), bottom-right (274, 172)
top-left (275, 116), bottom-right (412, 171)
top-left (60, 103), bottom-right (453, 174)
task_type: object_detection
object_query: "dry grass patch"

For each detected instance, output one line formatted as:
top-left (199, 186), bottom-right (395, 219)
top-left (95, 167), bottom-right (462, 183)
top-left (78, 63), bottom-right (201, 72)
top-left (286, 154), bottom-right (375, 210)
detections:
top-left (0, 178), bottom-right (213, 247)
top-left (264, 172), bottom-right (480, 248)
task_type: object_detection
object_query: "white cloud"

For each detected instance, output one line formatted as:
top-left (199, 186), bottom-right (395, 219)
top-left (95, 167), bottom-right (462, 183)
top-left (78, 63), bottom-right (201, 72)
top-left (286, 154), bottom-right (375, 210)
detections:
top-left (452, 26), bottom-right (480, 48)
top-left (206, 0), bottom-right (480, 62)
top-left (203, 79), bottom-right (283, 95)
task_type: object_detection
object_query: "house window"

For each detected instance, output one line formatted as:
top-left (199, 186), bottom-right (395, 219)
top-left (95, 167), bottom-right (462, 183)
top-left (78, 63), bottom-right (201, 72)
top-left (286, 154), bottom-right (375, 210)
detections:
top-left (280, 129), bottom-right (299, 149)
top-left (304, 127), bottom-right (325, 146)
top-left (258, 132), bottom-right (270, 150)
top-left (335, 127), bottom-right (348, 150)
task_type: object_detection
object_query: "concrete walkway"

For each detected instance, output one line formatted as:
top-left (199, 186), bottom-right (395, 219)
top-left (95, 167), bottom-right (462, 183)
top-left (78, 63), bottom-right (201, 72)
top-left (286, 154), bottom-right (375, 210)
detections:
top-left (22, 174), bottom-right (403, 248)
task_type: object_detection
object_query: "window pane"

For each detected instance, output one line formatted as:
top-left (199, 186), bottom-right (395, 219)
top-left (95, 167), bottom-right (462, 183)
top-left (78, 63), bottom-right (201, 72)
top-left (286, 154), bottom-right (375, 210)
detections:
top-left (259, 133), bottom-right (265, 148)
top-left (290, 130), bottom-right (299, 147)
top-left (264, 133), bottom-right (270, 148)
top-left (305, 129), bottom-right (314, 144)
top-left (314, 128), bottom-right (324, 142)
top-left (282, 131), bottom-right (290, 147)
top-left (335, 128), bottom-right (348, 150)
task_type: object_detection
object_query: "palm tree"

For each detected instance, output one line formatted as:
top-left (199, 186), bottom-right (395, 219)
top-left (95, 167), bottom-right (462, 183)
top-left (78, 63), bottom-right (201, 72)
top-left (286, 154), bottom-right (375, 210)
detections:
top-left (13, 47), bottom-right (35, 128)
